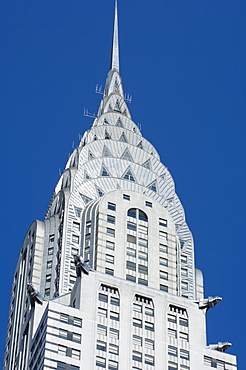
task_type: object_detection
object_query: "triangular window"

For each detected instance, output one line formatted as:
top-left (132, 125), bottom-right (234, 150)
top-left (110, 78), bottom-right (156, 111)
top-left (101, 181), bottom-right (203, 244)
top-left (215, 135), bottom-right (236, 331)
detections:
top-left (122, 109), bottom-right (127, 116)
top-left (100, 164), bottom-right (111, 177)
top-left (137, 141), bottom-right (143, 149)
top-left (115, 117), bottom-right (123, 127)
top-left (88, 150), bottom-right (95, 160)
top-left (108, 104), bottom-right (113, 112)
top-left (93, 135), bottom-right (98, 141)
top-left (142, 158), bottom-right (151, 170)
top-left (147, 180), bottom-right (157, 192)
top-left (84, 170), bottom-right (91, 180)
top-left (114, 99), bottom-right (121, 112)
top-left (74, 207), bottom-right (82, 218)
top-left (122, 166), bottom-right (136, 182)
top-left (121, 148), bottom-right (133, 162)
top-left (80, 193), bottom-right (93, 204)
top-left (102, 145), bottom-right (113, 157)
top-left (114, 78), bottom-right (120, 93)
top-left (96, 186), bottom-right (104, 197)
top-left (160, 173), bottom-right (166, 181)
top-left (105, 130), bottom-right (111, 139)
top-left (117, 182), bottom-right (121, 189)
top-left (104, 118), bottom-right (109, 125)
top-left (119, 132), bottom-right (128, 143)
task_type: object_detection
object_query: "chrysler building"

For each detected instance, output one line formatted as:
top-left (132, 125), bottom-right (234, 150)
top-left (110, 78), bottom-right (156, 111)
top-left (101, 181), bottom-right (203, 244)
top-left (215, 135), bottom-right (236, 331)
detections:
top-left (3, 2), bottom-right (237, 370)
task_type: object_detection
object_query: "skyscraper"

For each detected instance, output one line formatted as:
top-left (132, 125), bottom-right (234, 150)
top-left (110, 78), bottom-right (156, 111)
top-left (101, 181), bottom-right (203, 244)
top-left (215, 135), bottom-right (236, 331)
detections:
top-left (3, 2), bottom-right (237, 369)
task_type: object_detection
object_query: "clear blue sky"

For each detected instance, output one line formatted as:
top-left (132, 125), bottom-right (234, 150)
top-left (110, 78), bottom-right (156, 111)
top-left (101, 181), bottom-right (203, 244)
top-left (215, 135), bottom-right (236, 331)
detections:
top-left (0, 0), bottom-right (245, 366)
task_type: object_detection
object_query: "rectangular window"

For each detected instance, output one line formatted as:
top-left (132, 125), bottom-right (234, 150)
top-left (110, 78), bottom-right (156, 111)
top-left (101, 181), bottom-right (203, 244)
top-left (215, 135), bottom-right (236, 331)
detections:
top-left (180, 349), bottom-right (190, 361)
top-left (127, 247), bottom-right (136, 258)
top-left (179, 318), bottom-right (188, 327)
top-left (133, 335), bottom-right (142, 346)
top-left (133, 318), bottom-right (142, 328)
top-left (138, 238), bottom-right (148, 248)
top-left (145, 338), bottom-right (154, 350)
top-left (105, 268), bottom-right (114, 275)
top-left (160, 257), bottom-right (168, 266)
top-left (109, 328), bottom-right (119, 340)
top-left (132, 351), bottom-right (142, 362)
top-left (73, 317), bottom-right (82, 327)
top-left (181, 268), bottom-right (188, 277)
top-left (60, 313), bottom-right (69, 323)
top-left (73, 222), bottom-right (80, 231)
top-left (160, 270), bottom-right (168, 280)
top-left (159, 244), bottom-right (168, 253)
top-left (86, 220), bottom-right (91, 234)
top-left (46, 274), bottom-right (51, 282)
top-left (138, 278), bottom-right (148, 286)
top-left (58, 345), bottom-right (67, 356)
top-left (97, 340), bottom-right (106, 352)
top-left (98, 307), bottom-right (107, 318)
top-left (59, 329), bottom-right (68, 339)
top-left (168, 328), bottom-right (177, 338)
top-left (45, 288), bottom-right (50, 296)
top-left (126, 274), bottom-right (136, 282)
top-left (49, 234), bottom-right (55, 242)
top-left (168, 346), bottom-right (178, 357)
top-left (99, 293), bottom-right (108, 303)
top-left (145, 307), bottom-right (154, 316)
top-left (108, 360), bottom-right (118, 370)
top-left (127, 261), bottom-right (136, 271)
top-left (107, 215), bottom-right (115, 224)
top-left (145, 201), bottom-right (152, 208)
top-left (133, 303), bottom-right (142, 313)
top-left (71, 247), bottom-right (78, 255)
top-left (97, 324), bottom-right (107, 336)
top-left (71, 348), bottom-right (81, 360)
top-left (138, 225), bottom-right (148, 235)
top-left (181, 282), bottom-right (188, 291)
top-left (110, 297), bottom-right (120, 306)
top-left (159, 230), bottom-right (168, 240)
top-left (48, 247), bottom-right (53, 255)
top-left (145, 355), bottom-right (154, 366)
top-left (47, 261), bottom-right (52, 269)
top-left (168, 314), bottom-right (177, 323)
top-left (96, 356), bottom-right (106, 368)
top-left (127, 221), bottom-right (137, 231)
top-left (109, 343), bottom-right (119, 355)
top-left (168, 363), bottom-right (178, 370)
top-left (57, 362), bottom-right (66, 370)
top-left (106, 254), bottom-right (114, 264)
top-left (72, 332), bottom-right (81, 343)
top-left (70, 275), bottom-right (76, 284)
top-left (72, 234), bottom-right (79, 244)
top-left (159, 218), bottom-right (167, 227)
top-left (123, 194), bottom-right (130, 200)
top-left (160, 284), bottom-right (168, 292)
top-left (138, 251), bottom-right (148, 261)
top-left (127, 234), bottom-right (136, 244)
top-left (180, 332), bottom-right (189, 341)
top-left (181, 255), bottom-right (187, 263)
top-left (108, 202), bottom-right (116, 211)
top-left (107, 228), bottom-right (115, 237)
top-left (145, 322), bottom-right (154, 331)
top-left (138, 264), bottom-right (148, 275)
top-left (106, 240), bottom-right (115, 250)
top-left (110, 311), bottom-right (119, 321)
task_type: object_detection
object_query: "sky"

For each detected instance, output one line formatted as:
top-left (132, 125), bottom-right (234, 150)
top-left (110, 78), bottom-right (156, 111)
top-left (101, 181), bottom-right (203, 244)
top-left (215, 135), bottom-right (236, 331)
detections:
top-left (0, 0), bottom-right (245, 366)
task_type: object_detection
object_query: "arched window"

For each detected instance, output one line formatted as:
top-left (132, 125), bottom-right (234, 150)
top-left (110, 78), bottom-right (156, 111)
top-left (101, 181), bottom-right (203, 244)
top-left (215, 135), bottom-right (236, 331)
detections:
top-left (127, 208), bottom-right (148, 222)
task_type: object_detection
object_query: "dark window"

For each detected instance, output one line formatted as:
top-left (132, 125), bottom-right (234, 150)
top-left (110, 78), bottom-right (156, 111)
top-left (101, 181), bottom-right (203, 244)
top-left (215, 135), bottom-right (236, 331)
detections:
top-left (105, 268), bottom-right (114, 275)
top-left (145, 201), bottom-right (152, 208)
top-left (179, 318), bottom-right (188, 327)
top-left (127, 261), bottom-right (136, 271)
top-left (138, 278), bottom-right (148, 286)
top-left (108, 202), bottom-right (116, 211)
top-left (160, 284), bottom-right (168, 292)
top-left (126, 274), bottom-right (136, 282)
top-left (132, 351), bottom-right (142, 362)
top-left (127, 234), bottom-right (136, 244)
top-left (123, 194), bottom-right (130, 201)
top-left (127, 221), bottom-right (136, 231)
top-left (107, 215), bottom-right (115, 224)
top-left (107, 228), bottom-right (115, 237)
top-left (110, 297), bottom-right (120, 306)
top-left (97, 340), bottom-right (106, 352)
top-left (138, 265), bottom-right (148, 275)
top-left (139, 210), bottom-right (148, 222)
top-left (127, 208), bottom-right (136, 218)
top-left (99, 293), bottom-right (108, 303)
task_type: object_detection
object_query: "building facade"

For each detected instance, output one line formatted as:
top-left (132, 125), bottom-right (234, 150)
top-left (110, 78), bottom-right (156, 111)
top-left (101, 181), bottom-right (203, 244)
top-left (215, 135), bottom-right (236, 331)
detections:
top-left (3, 3), bottom-right (237, 370)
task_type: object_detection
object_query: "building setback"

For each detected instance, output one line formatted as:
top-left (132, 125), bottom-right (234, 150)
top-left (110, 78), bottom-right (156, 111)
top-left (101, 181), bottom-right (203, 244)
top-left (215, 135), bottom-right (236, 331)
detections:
top-left (3, 2), bottom-right (237, 370)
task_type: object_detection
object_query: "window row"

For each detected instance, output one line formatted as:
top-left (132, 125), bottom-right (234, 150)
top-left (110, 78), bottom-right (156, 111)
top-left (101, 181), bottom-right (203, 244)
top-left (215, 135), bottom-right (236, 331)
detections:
top-left (98, 294), bottom-right (120, 306)
top-left (168, 314), bottom-right (188, 327)
top-left (168, 346), bottom-right (190, 360)
top-left (133, 318), bottom-right (154, 331)
top-left (97, 325), bottom-right (119, 339)
top-left (59, 329), bottom-right (81, 343)
top-left (60, 313), bottom-right (82, 327)
top-left (96, 357), bottom-right (118, 369)
top-left (96, 340), bottom-right (119, 355)
top-left (168, 329), bottom-right (189, 341)
top-left (57, 345), bottom-right (80, 360)
top-left (132, 351), bottom-right (154, 366)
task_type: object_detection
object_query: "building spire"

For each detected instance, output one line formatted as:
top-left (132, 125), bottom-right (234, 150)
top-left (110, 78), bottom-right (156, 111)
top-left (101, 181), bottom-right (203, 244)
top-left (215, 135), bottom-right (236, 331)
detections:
top-left (111, 0), bottom-right (119, 72)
